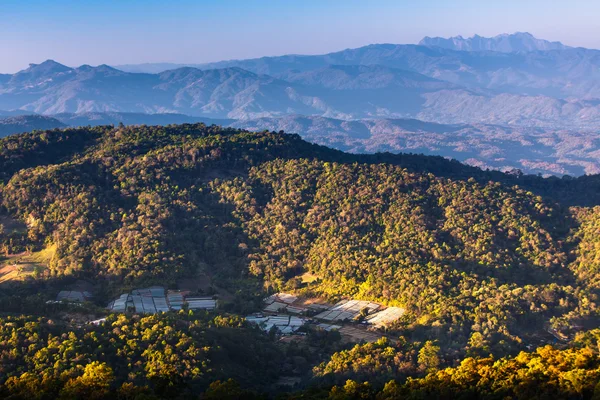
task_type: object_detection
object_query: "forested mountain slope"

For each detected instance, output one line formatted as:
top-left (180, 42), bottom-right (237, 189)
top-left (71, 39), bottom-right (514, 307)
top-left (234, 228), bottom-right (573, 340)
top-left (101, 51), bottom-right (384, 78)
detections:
top-left (1, 124), bottom-right (600, 332)
top-left (2, 124), bottom-right (600, 397)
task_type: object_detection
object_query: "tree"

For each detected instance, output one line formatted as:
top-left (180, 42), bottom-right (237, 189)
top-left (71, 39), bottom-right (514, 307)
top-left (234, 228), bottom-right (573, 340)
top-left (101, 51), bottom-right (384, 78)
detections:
top-left (418, 341), bottom-right (440, 373)
top-left (329, 380), bottom-right (373, 400)
top-left (377, 380), bottom-right (403, 400)
top-left (59, 362), bottom-right (114, 400)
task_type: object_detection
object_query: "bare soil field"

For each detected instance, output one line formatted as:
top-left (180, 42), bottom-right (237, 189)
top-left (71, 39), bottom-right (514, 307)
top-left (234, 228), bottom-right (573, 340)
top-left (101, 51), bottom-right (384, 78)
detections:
top-left (0, 245), bottom-right (54, 284)
top-left (338, 325), bottom-right (382, 343)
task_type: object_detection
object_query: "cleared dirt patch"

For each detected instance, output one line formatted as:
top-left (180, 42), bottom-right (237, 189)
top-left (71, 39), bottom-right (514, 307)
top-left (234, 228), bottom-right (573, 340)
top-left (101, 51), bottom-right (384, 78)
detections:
top-left (0, 263), bottom-right (43, 283)
top-left (0, 245), bottom-right (54, 283)
top-left (299, 272), bottom-right (318, 284)
top-left (338, 326), bottom-right (382, 343)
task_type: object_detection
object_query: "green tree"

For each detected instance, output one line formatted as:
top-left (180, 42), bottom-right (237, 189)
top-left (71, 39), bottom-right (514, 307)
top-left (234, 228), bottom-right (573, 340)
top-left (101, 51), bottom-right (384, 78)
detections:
top-left (59, 362), bottom-right (114, 400)
top-left (418, 341), bottom-right (440, 373)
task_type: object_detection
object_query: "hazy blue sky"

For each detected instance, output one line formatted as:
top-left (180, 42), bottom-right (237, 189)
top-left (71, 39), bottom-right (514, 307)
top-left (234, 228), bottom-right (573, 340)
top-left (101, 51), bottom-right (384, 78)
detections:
top-left (1, 0), bottom-right (598, 73)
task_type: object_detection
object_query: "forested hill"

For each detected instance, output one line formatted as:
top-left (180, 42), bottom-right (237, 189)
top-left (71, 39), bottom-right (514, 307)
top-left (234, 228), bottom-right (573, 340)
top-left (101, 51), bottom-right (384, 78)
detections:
top-left (3, 123), bottom-right (600, 397)
top-left (1, 124), bottom-right (600, 318)
top-left (1, 123), bottom-right (599, 204)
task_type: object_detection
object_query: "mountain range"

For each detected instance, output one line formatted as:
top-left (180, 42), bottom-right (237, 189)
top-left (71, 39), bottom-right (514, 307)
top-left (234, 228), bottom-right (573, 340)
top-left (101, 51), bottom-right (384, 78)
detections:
top-left (3, 56), bottom-right (600, 128)
top-left (419, 32), bottom-right (571, 52)
top-left (1, 61), bottom-right (447, 119)
top-left (117, 32), bottom-right (600, 100)
top-left (2, 32), bottom-right (600, 176)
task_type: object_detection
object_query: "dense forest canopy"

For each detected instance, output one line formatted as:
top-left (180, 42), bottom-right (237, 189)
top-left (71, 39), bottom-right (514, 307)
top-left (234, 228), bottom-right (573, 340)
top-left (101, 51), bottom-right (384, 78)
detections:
top-left (2, 124), bottom-right (600, 398)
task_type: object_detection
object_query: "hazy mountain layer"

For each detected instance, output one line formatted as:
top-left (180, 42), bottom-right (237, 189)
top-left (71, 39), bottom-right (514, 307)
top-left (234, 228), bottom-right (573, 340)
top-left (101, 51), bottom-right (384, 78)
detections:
top-left (53, 111), bottom-right (232, 127)
top-left (234, 115), bottom-right (600, 176)
top-left (198, 45), bottom-right (600, 99)
top-left (116, 34), bottom-right (600, 100)
top-left (3, 60), bottom-right (600, 128)
top-left (0, 113), bottom-right (232, 138)
top-left (0, 61), bottom-right (458, 120)
top-left (0, 115), bottom-right (66, 137)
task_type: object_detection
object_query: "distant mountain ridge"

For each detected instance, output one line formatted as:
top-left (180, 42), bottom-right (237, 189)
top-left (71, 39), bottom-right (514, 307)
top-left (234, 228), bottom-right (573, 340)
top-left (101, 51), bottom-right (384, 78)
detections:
top-left (114, 38), bottom-right (600, 100)
top-left (114, 33), bottom-right (583, 73)
top-left (419, 32), bottom-right (571, 52)
top-left (0, 112), bottom-right (231, 138)
top-left (2, 33), bottom-right (600, 128)
top-left (0, 61), bottom-right (317, 118)
top-left (0, 61), bottom-right (473, 121)
top-left (0, 115), bottom-right (65, 138)
top-left (53, 111), bottom-right (232, 127)
top-left (3, 58), bottom-right (600, 128)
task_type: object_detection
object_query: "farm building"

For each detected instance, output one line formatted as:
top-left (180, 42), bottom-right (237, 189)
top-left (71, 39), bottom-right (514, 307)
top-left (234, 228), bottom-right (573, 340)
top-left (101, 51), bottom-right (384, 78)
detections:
top-left (314, 300), bottom-right (380, 322)
top-left (262, 292), bottom-right (321, 315)
top-left (365, 307), bottom-right (405, 328)
top-left (186, 297), bottom-right (217, 310)
top-left (107, 287), bottom-right (217, 314)
top-left (261, 293), bottom-right (406, 334)
top-left (316, 323), bottom-right (341, 331)
top-left (167, 292), bottom-right (184, 310)
top-left (108, 293), bottom-right (131, 313)
top-left (246, 314), bottom-right (306, 334)
top-left (265, 293), bottom-right (298, 305)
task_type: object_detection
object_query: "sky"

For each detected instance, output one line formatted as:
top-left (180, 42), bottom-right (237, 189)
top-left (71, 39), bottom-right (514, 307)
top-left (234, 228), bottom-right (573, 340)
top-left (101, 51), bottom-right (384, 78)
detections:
top-left (0, 0), bottom-right (598, 73)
